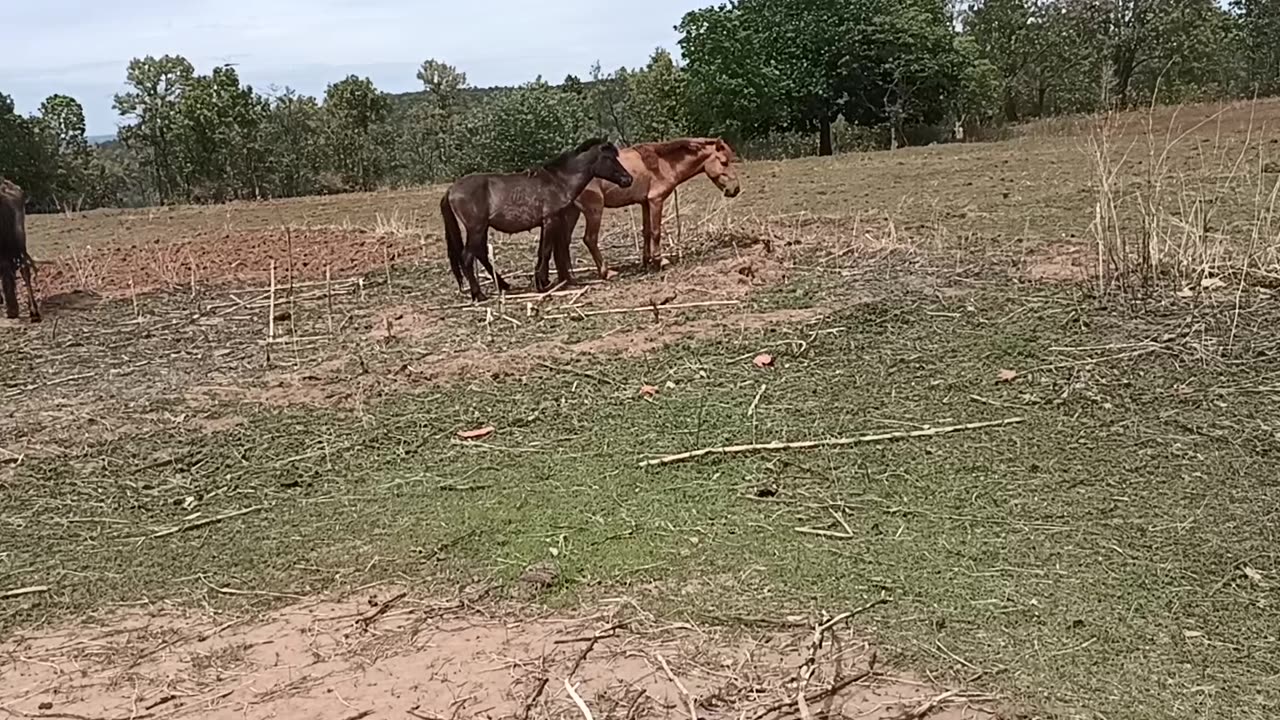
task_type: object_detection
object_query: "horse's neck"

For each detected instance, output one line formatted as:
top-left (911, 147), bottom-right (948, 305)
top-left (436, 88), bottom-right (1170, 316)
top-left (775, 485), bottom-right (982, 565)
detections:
top-left (667, 147), bottom-right (711, 185)
top-left (553, 156), bottom-right (599, 200)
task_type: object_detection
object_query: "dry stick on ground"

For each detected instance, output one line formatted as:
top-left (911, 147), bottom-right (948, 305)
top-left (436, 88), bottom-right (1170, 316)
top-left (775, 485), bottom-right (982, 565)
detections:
top-left (564, 679), bottom-right (597, 720)
top-left (748, 657), bottom-right (876, 720)
top-left (140, 505), bottom-right (266, 541)
top-left (640, 418), bottom-right (1027, 467)
top-left (656, 653), bottom-right (698, 720)
top-left (266, 260), bottom-right (277, 364)
top-left (1, 585), bottom-right (49, 600)
top-left (357, 590), bottom-right (407, 628)
top-left (325, 265), bottom-right (335, 337)
top-left (542, 300), bottom-right (740, 320)
top-left (896, 689), bottom-right (959, 720)
top-left (520, 631), bottom-right (604, 720)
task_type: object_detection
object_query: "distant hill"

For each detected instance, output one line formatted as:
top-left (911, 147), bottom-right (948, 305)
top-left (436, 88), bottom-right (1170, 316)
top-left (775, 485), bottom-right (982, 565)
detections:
top-left (88, 134), bottom-right (117, 146)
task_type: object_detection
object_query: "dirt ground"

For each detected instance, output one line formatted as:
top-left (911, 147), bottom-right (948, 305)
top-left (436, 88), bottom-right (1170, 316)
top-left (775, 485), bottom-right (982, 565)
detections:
top-left (0, 587), bottom-right (999, 720)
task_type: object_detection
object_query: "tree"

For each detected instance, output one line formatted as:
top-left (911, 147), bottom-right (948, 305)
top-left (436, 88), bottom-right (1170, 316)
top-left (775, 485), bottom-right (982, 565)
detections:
top-left (680, 0), bottom-right (970, 155)
top-left (177, 65), bottom-right (269, 201)
top-left (114, 54), bottom-right (196, 202)
top-left (1233, 0), bottom-right (1280, 96)
top-left (457, 80), bottom-right (591, 173)
top-left (262, 89), bottom-right (325, 197)
top-left (627, 48), bottom-right (691, 141)
top-left (36, 95), bottom-right (93, 209)
top-left (321, 75), bottom-right (390, 191)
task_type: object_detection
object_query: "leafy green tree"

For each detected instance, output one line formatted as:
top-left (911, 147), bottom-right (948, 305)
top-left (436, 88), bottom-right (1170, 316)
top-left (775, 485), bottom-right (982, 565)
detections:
top-left (321, 75), bottom-right (391, 191)
top-left (36, 95), bottom-right (93, 209)
top-left (458, 80), bottom-right (591, 172)
top-left (177, 65), bottom-right (269, 201)
top-left (262, 89), bottom-right (325, 197)
top-left (1232, 0), bottom-right (1280, 95)
top-left (680, 0), bottom-right (969, 154)
top-left (396, 59), bottom-right (469, 183)
top-left (627, 48), bottom-right (691, 141)
top-left (114, 54), bottom-right (196, 202)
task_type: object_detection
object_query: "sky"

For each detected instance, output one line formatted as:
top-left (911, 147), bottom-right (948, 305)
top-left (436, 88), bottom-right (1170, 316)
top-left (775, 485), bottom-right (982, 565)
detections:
top-left (2, 0), bottom-right (711, 137)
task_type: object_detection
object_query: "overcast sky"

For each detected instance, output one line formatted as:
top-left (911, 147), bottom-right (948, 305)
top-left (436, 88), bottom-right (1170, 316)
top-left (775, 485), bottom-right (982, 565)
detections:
top-left (2, 0), bottom-right (709, 136)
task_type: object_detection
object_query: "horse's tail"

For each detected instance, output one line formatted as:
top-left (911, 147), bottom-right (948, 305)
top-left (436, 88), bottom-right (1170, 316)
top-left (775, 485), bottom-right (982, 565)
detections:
top-left (440, 192), bottom-right (464, 288)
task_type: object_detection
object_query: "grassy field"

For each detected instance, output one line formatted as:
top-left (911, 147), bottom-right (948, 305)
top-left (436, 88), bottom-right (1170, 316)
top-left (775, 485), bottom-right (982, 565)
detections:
top-left (3, 100), bottom-right (1279, 720)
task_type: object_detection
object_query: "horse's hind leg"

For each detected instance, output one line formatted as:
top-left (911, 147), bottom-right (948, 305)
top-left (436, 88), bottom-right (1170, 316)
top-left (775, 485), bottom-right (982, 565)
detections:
top-left (461, 227), bottom-right (488, 301)
top-left (578, 198), bottom-right (612, 280)
top-left (476, 242), bottom-right (511, 295)
top-left (0, 259), bottom-right (18, 319)
top-left (19, 259), bottom-right (40, 322)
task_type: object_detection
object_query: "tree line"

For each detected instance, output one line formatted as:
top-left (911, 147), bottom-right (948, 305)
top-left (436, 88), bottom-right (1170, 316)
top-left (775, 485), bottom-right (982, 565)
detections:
top-left (2, 0), bottom-right (1277, 212)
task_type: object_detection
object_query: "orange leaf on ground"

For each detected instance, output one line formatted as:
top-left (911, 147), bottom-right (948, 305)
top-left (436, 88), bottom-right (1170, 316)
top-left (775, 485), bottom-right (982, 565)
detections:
top-left (456, 426), bottom-right (495, 441)
top-left (996, 369), bottom-right (1019, 383)
top-left (753, 354), bottom-right (775, 368)
top-left (639, 385), bottom-right (660, 397)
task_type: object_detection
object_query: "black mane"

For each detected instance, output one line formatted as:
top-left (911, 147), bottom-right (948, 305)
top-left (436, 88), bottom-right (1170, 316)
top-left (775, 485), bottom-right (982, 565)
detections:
top-left (536, 138), bottom-right (614, 173)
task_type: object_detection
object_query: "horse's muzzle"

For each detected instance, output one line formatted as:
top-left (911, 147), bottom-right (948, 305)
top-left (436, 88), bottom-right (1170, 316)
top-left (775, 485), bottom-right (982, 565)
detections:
top-left (723, 183), bottom-right (741, 198)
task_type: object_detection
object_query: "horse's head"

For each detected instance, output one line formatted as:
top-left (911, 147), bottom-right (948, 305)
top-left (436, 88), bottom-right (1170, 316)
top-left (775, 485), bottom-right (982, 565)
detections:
top-left (590, 141), bottom-right (633, 188)
top-left (703, 139), bottom-right (740, 198)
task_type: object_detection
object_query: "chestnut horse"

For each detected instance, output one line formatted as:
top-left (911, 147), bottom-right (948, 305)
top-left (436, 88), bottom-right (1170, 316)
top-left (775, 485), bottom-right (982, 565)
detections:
top-left (441, 139), bottom-right (633, 301)
top-left (534, 138), bottom-right (741, 291)
top-left (1, 178), bottom-right (40, 322)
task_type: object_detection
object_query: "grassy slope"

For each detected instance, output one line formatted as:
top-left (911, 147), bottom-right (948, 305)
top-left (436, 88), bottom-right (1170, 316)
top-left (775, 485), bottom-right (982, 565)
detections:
top-left (6, 100), bottom-right (1280, 719)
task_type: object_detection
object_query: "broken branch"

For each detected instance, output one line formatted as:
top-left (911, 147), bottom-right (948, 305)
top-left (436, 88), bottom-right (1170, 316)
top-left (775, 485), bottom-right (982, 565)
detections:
top-left (640, 418), bottom-right (1026, 467)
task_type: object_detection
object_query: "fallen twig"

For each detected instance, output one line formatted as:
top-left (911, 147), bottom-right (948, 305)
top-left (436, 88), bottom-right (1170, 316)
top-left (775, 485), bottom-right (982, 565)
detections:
top-left (1, 585), bottom-right (49, 600)
top-left (357, 591), bottom-right (408, 628)
top-left (748, 660), bottom-right (875, 720)
top-left (339, 711), bottom-right (374, 720)
top-left (139, 505), bottom-right (266, 541)
top-left (543, 300), bottom-right (740, 320)
top-left (640, 418), bottom-right (1026, 466)
top-left (656, 653), bottom-right (698, 720)
top-left (553, 622), bottom-right (628, 644)
top-left (564, 680), bottom-right (596, 720)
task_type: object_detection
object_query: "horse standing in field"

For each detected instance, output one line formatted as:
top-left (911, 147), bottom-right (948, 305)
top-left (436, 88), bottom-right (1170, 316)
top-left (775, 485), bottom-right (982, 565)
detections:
top-left (534, 138), bottom-right (741, 291)
top-left (440, 139), bottom-right (634, 302)
top-left (0, 178), bottom-right (40, 323)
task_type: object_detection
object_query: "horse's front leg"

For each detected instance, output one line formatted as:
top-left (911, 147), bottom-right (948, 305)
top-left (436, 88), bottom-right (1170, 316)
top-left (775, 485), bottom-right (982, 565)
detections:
top-left (19, 259), bottom-right (40, 323)
top-left (646, 197), bottom-right (668, 270)
top-left (534, 218), bottom-right (562, 292)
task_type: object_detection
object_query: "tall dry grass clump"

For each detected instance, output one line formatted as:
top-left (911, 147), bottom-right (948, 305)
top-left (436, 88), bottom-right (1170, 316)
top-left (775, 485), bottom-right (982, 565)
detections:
top-left (1087, 99), bottom-right (1280, 296)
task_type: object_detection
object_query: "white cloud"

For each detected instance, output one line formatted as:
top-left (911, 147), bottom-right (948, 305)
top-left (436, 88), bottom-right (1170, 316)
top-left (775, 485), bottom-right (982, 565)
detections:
top-left (1, 0), bottom-right (706, 135)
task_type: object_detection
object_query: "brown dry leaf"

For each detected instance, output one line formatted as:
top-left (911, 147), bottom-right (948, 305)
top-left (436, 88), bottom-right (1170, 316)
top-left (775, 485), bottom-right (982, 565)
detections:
top-left (456, 426), bottom-right (495, 441)
top-left (753, 353), bottom-right (775, 368)
top-left (639, 385), bottom-right (660, 398)
top-left (996, 369), bottom-right (1019, 383)
top-left (1182, 630), bottom-right (1204, 639)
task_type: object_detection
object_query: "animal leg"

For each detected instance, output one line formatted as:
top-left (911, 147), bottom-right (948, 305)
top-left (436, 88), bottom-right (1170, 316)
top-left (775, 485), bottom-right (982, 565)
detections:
top-left (461, 227), bottom-right (488, 302)
top-left (476, 242), bottom-right (511, 295)
top-left (0, 259), bottom-right (18, 320)
top-left (534, 220), bottom-right (556, 292)
top-left (646, 197), bottom-right (668, 269)
top-left (19, 258), bottom-right (40, 323)
top-left (641, 204), bottom-right (654, 269)
top-left (553, 206), bottom-right (579, 286)
top-left (581, 205), bottom-right (613, 280)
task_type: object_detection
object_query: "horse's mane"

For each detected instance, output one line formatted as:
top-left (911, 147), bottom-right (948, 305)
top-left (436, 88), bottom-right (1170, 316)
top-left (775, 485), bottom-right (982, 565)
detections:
top-left (526, 138), bottom-right (612, 176)
top-left (647, 137), bottom-right (737, 161)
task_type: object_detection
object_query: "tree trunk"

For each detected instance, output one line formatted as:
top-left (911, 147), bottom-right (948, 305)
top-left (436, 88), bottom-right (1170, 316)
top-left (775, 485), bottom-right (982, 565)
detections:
top-left (1003, 87), bottom-right (1020, 123)
top-left (818, 115), bottom-right (833, 156)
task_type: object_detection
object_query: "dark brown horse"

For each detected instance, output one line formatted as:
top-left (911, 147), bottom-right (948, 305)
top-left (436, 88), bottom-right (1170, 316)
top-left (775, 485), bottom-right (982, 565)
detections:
top-left (0, 178), bottom-right (40, 322)
top-left (534, 138), bottom-right (741, 290)
top-left (441, 139), bottom-right (634, 301)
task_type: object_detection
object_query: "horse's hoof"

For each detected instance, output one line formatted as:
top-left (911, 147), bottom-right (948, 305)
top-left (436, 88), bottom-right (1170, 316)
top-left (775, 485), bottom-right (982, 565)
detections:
top-left (30, 315), bottom-right (42, 324)
top-left (601, 269), bottom-right (618, 281)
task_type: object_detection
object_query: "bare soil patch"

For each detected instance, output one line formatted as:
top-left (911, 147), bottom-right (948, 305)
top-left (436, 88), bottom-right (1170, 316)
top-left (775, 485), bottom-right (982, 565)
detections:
top-left (0, 589), bottom-right (998, 720)
top-left (35, 228), bottom-right (426, 300)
